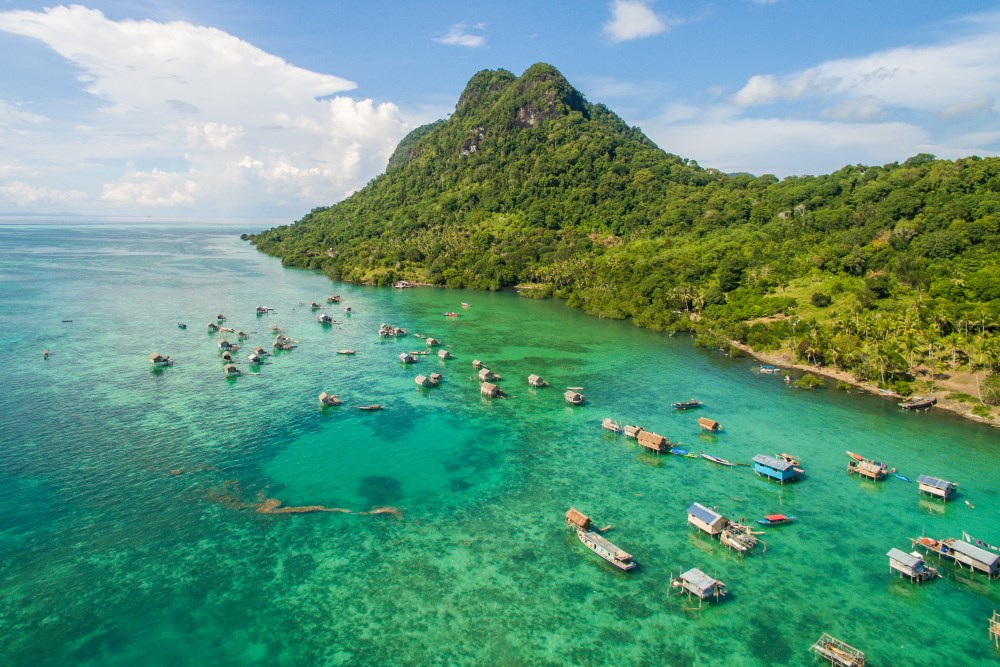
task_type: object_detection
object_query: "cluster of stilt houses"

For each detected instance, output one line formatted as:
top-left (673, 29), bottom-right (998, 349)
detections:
top-left (149, 291), bottom-right (997, 660)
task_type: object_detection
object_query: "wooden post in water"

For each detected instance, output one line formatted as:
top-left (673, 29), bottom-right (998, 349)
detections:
top-left (990, 610), bottom-right (1000, 648)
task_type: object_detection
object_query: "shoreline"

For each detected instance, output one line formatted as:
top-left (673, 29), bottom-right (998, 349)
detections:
top-left (728, 340), bottom-right (998, 429)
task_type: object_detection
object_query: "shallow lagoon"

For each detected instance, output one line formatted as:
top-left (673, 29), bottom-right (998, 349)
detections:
top-left (0, 224), bottom-right (997, 666)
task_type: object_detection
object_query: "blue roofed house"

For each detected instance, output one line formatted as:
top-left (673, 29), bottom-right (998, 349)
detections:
top-left (752, 454), bottom-right (802, 483)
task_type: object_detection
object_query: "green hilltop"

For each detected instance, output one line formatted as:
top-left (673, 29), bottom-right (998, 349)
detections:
top-left (250, 63), bottom-right (1000, 410)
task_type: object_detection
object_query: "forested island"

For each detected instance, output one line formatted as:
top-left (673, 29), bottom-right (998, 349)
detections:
top-left (249, 63), bottom-right (1000, 421)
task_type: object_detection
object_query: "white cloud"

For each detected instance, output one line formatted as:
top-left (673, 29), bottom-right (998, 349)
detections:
top-left (0, 5), bottom-right (411, 215)
top-left (432, 23), bottom-right (486, 48)
top-left (603, 1), bottom-right (667, 43)
top-left (645, 117), bottom-right (930, 176)
top-left (0, 181), bottom-right (87, 206)
top-left (732, 20), bottom-right (1000, 116)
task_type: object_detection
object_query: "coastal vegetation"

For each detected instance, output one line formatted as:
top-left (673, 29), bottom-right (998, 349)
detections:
top-left (250, 63), bottom-right (1000, 415)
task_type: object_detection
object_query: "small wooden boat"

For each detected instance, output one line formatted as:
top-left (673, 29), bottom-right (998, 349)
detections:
top-left (965, 499), bottom-right (975, 509)
top-left (357, 404), bottom-right (383, 411)
top-left (758, 365), bottom-right (781, 374)
top-left (899, 396), bottom-right (936, 410)
top-left (444, 312), bottom-right (460, 317)
top-left (461, 302), bottom-right (471, 308)
top-left (149, 353), bottom-right (173, 367)
top-left (845, 451), bottom-right (865, 462)
top-left (326, 295), bottom-right (341, 303)
top-left (336, 350), bottom-right (356, 355)
top-left (670, 447), bottom-right (696, 458)
top-left (756, 514), bottom-right (796, 526)
top-left (891, 471), bottom-right (911, 482)
top-left (177, 322), bottom-right (187, 329)
top-left (672, 399), bottom-right (703, 410)
top-left (576, 529), bottom-right (636, 571)
top-left (701, 453), bottom-right (732, 466)
top-left (602, 418), bottom-right (622, 434)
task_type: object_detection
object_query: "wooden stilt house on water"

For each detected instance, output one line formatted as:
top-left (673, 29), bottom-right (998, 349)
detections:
top-left (809, 633), bottom-right (865, 667)
top-left (752, 454), bottom-right (803, 483)
top-left (670, 568), bottom-right (726, 605)
top-left (429, 373), bottom-right (442, 385)
top-left (223, 363), bottom-right (241, 377)
top-left (886, 547), bottom-right (939, 583)
top-left (698, 417), bottom-right (722, 432)
top-left (847, 458), bottom-right (887, 480)
top-left (528, 374), bottom-right (548, 387)
top-left (687, 503), bottom-right (728, 536)
top-left (991, 611), bottom-right (1000, 649)
top-left (623, 424), bottom-right (642, 439)
top-left (478, 367), bottom-right (498, 381)
top-left (415, 375), bottom-right (431, 387)
top-left (637, 430), bottom-right (669, 454)
top-left (318, 392), bottom-right (341, 407)
top-left (399, 352), bottom-right (416, 364)
top-left (149, 353), bottom-right (173, 367)
top-left (425, 337), bottom-right (442, 347)
top-left (564, 390), bottom-right (585, 405)
top-left (911, 536), bottom-right (1000, 578)
top-left (916, 475), bottom-right (957, 501)
top-left (565, 507), bottom-right (591, 530)
top-left (481, 382), bottom-right (503, 398)
top-left (438, 349), bottom-right (453, 360)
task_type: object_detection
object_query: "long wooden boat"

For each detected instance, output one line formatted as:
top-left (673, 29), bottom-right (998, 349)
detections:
top-left (672, 399), bottom-right (703, 410)
top-left (756, 514), bottom-right (796, 526)
top-left (845, 450), bottom-right (865, 462)
top-left (357, 404), bottom-right (383, 411)
top-left (576, 529), bottom-right (636, 571)
top-left (701, 453), bottom-right (733, 466)
top-left (899, 396), bottom-right (936, 410)
top-left (336, 350), bottom-right (356, 355)
top-left (670, 447), bottom-right (695, 458)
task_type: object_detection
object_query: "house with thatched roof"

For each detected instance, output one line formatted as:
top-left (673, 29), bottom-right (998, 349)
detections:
top-left (317, 313), bottom-right (334, 324)
top-left (637, 430), bottom-right (668, 453)
top-left (425, 337), bottom-right (442, 347)
top-left (673, 568), bottom-right (727, 602)
top-left (415, 375), bottom-right (431, 387)
top-left (399, 352), bottom-right (416, 364)
top-left (565, 508), bottom-right (591, 530)
top-left (438, 349), bottom-right (453, 360)
top-left (472, 359), bottom-right (484, 369)
top-left (149, 353), bottom-right (173, 367)
top-left (429, 373), bottom-right (442, 385)
top-left (223, 364), bottom-right (241, 376)
top-left (478, 367), bottom-right (498, 381)
top-left (698, 417), bottom-right (721, 432)
top-left (564, 390), bottom-right (585, 405)
top-left (481, 382), bottom-right (502, 398)
top-left (318, 392), bottom-right (341, 406)
top-left (848, 459), bottom-right (887, 480)
top-left (528, 374), bottom-right (548, 387)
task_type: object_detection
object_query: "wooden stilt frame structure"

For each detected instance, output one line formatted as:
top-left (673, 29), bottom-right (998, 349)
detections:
top-left (990, 611), bottom-right (1000, 649)
top-left (809, 633), bottom-right (865, 666)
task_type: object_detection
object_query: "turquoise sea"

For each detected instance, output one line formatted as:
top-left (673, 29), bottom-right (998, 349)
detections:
top-left (1, 224), bottom-right (998, 666)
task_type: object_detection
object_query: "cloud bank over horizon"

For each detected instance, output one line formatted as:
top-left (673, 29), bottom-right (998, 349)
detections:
top-left (0, 5), bottom-right (411, 216)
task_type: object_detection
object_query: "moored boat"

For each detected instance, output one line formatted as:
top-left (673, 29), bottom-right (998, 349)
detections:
top-left (576, 529), bottom-right (636, 571)
top-left (756, 514), bottom-right (796, 526)
top-left (177, 322), bottom-right (187, 329)
top-left (672, 398), bottom-right (703, 410)
top-left (444, 312), bottom-right (460, 317)
top-left (899, 396), bottom-right (936, 410)
top-left (758, 364), bottom-right (781, 374)
top-left (845, 450), bottom-right (865, 462)
top-left (670, 447), bottom-right (696, 458)
top-left (357, 404), bottom-right (383, 411)
top-left (336, 349), bottom-right (356, 355)
top-left (701, 453), bottom-right (732, 466)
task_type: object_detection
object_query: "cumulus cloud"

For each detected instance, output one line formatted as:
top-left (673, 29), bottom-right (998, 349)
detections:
top-left (0, 5), bottom-right (411, 215)
top-left (432, 23), bottom-right (486, 48)
top-left (732, 19), bottom-right (1000, 116)
top-left (645, 117), bottom-right (930, 176)
top-left (603, 1), bottom-right (667, 43)
top-left (0, 181), bottom-right (87, 206)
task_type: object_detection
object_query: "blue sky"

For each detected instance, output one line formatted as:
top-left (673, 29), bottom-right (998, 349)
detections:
top-left (0, 1), bottom-right (997, 219)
